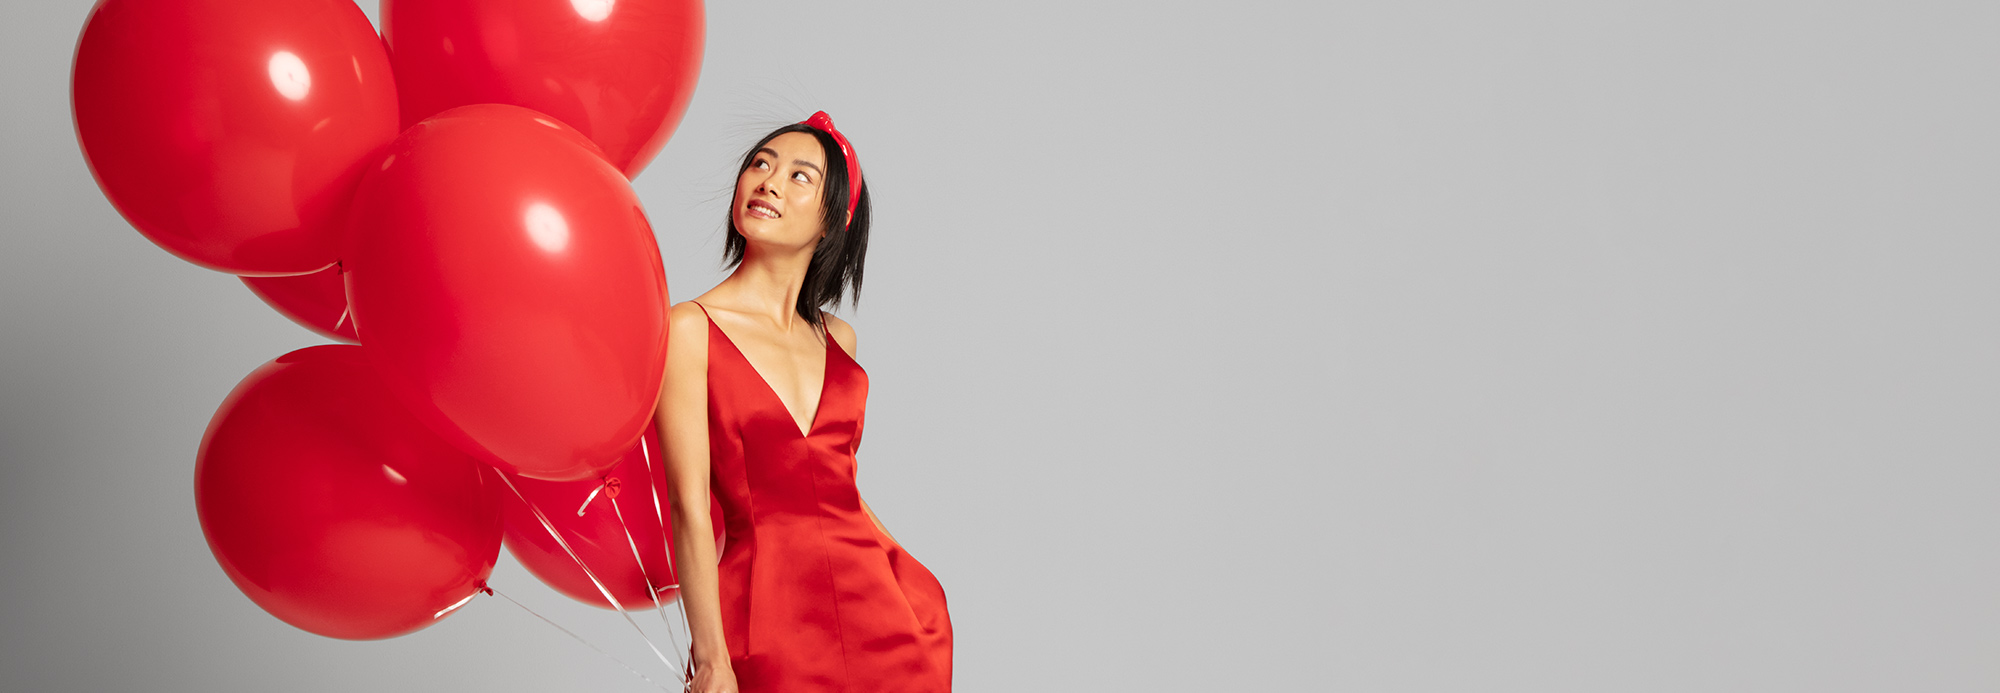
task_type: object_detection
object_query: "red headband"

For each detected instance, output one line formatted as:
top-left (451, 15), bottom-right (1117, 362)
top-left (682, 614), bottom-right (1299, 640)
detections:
top-left (801, 111), bottom-right (861, 227)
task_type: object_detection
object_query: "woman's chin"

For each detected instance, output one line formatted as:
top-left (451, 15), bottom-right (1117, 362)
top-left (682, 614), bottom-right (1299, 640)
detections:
top-left (738, 228), bottom-right (815, 254)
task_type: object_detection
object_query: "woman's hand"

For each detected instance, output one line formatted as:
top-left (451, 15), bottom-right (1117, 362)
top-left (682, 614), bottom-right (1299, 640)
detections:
top-left (687, 658), bottom-right (739, 693)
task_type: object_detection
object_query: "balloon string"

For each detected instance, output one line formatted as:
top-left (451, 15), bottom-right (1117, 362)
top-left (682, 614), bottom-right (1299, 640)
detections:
top-left (333, 262), bottom-right (354, 335)
top-left (634, 437), bottom-right (680, 586)
top-left (637, 434), bottom-right (674, 578)
top-left (637, 434), bottom-right (699, 647)
top-left (488, 584), bottom-right (674, 693)
top-left (495, 472), bottom-right (683, 685)
top-left (606, 489), bottom-right (686, 672)
top-left (578, 481), bottom-right (608, 516)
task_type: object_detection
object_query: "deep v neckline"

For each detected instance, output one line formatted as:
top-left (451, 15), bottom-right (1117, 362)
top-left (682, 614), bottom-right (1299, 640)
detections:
top-left (698, 303), bottom-right (830, 438)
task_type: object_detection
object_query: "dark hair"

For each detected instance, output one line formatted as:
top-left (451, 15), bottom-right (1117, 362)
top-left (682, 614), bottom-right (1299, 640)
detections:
top-left (723, 124), bottom-right (871, 330)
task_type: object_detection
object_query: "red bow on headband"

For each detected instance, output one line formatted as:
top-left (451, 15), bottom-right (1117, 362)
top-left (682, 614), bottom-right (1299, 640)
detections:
top-left (801, 111), bottom-right (860, 227)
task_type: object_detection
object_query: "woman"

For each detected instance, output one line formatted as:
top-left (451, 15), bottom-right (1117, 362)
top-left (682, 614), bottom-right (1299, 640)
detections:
top-left (657, 112), bottom-right (953, 693)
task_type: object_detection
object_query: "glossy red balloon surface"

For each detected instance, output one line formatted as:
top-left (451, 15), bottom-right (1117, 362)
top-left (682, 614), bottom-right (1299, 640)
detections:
top-left (72, 0), bottom-right (398, 275)
top-left (383, 0), bottom-right (704, 178)
top-left (502, 424), bottom-right (724, 609)
top-left (241, 265), bottom-right (359, 342)
top-left (345, 104), bottom-right (669, 482)
top-left (195, 345), bottom-right (502, 640)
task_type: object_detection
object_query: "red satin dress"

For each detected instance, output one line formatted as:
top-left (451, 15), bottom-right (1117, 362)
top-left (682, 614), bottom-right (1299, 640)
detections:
top-left (694, 304), bottom-right (952, 691)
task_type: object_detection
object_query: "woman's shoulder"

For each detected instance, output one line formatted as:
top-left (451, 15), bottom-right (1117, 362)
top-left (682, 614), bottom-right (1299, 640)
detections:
top-left (669, 300), bottom-right (711, 325)
top-left (823, 313), bottom-right (858, 359)
top-left (666, 302), bottom-right (712, 353)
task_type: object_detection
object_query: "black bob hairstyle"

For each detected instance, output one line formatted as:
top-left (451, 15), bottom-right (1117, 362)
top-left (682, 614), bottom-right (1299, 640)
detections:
top-left (723, 123), bottom-right (871, 330)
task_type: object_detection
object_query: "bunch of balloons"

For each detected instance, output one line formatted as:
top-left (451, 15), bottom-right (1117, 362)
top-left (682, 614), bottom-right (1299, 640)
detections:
top-left (71, 0), bottom-right (705, 640)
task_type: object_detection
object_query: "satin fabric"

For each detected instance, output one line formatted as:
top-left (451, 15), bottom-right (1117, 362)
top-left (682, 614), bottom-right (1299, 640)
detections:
top-left (695, 304), bottom-right (951, 692)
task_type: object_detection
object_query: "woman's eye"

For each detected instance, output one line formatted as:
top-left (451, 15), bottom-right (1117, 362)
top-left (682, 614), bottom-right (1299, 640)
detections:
top-left (793, 171), bottom-right (811, 183)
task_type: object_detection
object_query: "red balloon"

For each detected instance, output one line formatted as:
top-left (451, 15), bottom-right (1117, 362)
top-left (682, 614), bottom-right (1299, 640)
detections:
top-left (71, 0), bottom-right (398, 275)
top-left (501, 424), bottom-right (724, 610)
top-left (241, 265), bottom-right (359, 342)
top-left (383, 0), bottom-right (704, 178)
top-left (195, 345), bottom-right (503, 640)
top-left (345, 104), bottom-right (669, 482)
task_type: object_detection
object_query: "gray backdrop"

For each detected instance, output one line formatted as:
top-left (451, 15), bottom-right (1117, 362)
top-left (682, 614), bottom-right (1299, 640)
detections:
top-left (4, 1), bottom-right (1997, 691)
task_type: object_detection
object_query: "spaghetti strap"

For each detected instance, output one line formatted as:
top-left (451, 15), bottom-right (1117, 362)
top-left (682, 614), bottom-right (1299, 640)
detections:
top-left (689, 301), bottom-right (712, 322)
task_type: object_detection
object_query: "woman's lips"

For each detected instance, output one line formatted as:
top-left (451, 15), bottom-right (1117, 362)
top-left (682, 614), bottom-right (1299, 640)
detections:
top-left (747, 200), bottom-right (781, 219)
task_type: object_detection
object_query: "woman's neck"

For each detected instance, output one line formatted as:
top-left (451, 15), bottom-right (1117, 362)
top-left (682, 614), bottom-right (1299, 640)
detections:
top-left (718, 242), bottom-right (813, 330)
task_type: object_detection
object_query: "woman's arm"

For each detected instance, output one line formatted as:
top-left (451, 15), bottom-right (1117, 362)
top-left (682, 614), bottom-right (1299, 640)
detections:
top-left (861, 496), bottom-right (897, 545)
top-left (658, 302), bottom-right (737, 693)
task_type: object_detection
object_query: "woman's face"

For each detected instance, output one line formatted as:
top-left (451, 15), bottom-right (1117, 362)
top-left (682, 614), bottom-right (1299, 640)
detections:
top-left (732, 131), bottom-right (831, 252)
